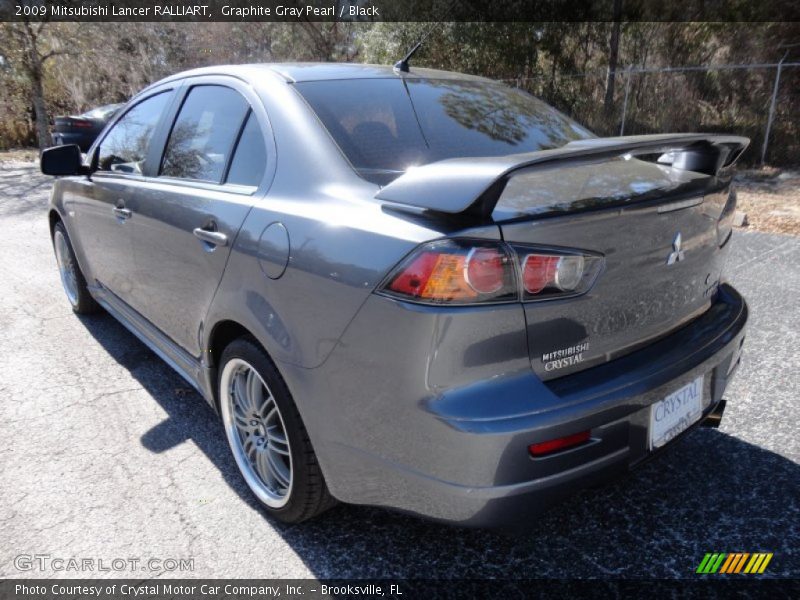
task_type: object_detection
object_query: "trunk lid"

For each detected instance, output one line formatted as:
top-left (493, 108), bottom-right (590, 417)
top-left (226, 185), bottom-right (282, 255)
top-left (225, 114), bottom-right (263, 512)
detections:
top-left (375, 133), bottom-right (747, 379)
top-left (497, 158), bottom-right (734, 380)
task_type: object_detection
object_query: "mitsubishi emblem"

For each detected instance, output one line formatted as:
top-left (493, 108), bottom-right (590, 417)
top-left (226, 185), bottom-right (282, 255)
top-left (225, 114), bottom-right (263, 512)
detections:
top-left (666, 232), bottom-right (685, 265)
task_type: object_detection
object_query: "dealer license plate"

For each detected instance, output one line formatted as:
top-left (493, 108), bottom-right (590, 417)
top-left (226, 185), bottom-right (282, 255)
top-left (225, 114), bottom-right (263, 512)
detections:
top-left (649, 376), bottom-right (704, 449)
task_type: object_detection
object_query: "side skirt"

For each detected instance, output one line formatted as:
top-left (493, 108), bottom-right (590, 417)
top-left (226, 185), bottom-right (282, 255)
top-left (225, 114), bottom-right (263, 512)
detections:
top-left (90, 284), bottom-right (216, 407)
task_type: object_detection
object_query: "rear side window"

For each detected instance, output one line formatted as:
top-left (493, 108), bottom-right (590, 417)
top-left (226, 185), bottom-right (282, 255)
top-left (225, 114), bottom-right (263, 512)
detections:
top-left (226, 112), bottom-right (267, 186)
top-left (296, 78), bottom-right (593, 184)
top-left (161, 85), bottom-right (249, 183)
top-left (97, 92), bottom-right (171, 175)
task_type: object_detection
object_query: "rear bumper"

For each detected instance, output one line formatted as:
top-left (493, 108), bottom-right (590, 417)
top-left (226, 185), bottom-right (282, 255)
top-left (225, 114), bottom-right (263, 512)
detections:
top-left (282, 284), bottom-right (747, 528)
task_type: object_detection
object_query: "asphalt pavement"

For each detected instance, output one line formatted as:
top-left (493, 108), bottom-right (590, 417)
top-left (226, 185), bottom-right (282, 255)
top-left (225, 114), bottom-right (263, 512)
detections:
top-left (1, 161), bottom-right (798, 579)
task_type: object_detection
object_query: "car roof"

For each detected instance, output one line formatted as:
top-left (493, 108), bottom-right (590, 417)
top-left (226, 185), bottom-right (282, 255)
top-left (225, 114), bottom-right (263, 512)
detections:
top-left (264, 62), bottom-right (493, 83)
top-left (148, 62), bottom-right (494, 88)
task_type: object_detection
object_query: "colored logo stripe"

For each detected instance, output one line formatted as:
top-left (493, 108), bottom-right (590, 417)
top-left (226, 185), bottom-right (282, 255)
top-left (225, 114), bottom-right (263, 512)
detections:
top-left (696, 553), bottom-right (726, 574)
top-left (697, 552), bottom-right (773, 574)
top-left (733, 553), bottom-right (750, 573)
top-left (720, 553), bottom-right (750, 573)
top-left (719, 553), bottom-right (737, 573)
top-left (696, 553), bottom-right (713, 573)
top-left (744, 553), bottom-right (773, 574)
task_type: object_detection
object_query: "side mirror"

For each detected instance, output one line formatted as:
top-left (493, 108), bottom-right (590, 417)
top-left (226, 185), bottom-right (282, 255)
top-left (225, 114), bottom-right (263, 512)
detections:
top-left (41, 144), bottom-right (86, 176)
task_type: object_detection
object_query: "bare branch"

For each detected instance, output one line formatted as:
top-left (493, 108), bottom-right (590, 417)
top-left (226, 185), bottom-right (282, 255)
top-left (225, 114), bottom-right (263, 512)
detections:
top-left (41, 48), bottom-right (71, 63)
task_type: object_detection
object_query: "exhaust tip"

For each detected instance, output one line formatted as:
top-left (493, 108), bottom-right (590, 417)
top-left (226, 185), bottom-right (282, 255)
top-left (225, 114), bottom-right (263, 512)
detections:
top-left (702, 399), bottom-right (727, 428)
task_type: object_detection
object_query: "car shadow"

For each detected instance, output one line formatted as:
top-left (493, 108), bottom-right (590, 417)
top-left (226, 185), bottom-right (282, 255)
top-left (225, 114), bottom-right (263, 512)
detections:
top-left (77, 311), bottom-right (799, 579)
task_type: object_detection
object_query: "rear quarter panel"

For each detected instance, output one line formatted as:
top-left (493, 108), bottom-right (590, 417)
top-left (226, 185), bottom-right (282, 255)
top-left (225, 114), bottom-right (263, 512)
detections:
top-left (208, 197), bottom-right (442, 369)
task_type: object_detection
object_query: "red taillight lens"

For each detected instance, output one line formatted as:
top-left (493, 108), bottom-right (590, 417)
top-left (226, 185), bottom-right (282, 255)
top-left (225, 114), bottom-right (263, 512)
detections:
top-left (529, 430), bottom-right (591, 457)
top-left (71, 120), bottom-right (93, 128)
top-left (385, 251), bottom-right (440, 298)
top-left (522, 254), bottom-right (559, 294)
top-left (383, 240), bottom-right (516, 304)
top-left (522, 253), bottom-right (588, 295)
top-left (465, 247), bottom-right (506, 294)
top-left (518, 249), bottom-right (600, 300)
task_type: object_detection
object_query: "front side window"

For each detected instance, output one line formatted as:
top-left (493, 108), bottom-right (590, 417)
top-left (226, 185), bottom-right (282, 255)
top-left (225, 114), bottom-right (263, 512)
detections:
top-left (296, 78), bottom-right (594, 184)
top-left (97, 92), bottom-right (171, 175)
top-left (161, 85), bottom-right (249, 183)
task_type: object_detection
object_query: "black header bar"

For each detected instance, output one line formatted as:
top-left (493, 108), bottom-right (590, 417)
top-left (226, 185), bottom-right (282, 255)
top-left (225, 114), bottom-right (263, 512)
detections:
top-left (2, 0), bottom-right (799, 22)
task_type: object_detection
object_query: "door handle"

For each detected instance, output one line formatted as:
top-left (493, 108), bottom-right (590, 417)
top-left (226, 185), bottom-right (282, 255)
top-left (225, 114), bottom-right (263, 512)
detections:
top-left (193, 227), bottom-right (228, 247)
top-left (113, 206), bottom-right (132, 220)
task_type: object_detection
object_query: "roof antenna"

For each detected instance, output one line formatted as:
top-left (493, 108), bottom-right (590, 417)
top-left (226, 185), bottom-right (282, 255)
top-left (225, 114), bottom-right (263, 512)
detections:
top-left (393, 7), bottom-right (455, 74)
top-left (394, 41), bottom-right (422, 73)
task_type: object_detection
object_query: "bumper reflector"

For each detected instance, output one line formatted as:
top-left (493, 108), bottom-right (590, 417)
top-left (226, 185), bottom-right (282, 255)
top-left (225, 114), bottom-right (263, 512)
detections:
top-left (529, 430), bottom-right (591, 457)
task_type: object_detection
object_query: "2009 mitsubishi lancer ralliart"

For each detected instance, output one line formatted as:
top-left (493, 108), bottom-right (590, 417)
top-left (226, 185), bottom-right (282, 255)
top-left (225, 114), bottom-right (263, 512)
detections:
top-left (41, 62), bottom-right (748, 527)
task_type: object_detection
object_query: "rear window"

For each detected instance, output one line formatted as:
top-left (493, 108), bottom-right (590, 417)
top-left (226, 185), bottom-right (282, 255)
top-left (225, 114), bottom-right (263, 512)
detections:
top-left (226, 112), bottom-right (267, 187)
top-left (295, 78), bottom-right (593, 184)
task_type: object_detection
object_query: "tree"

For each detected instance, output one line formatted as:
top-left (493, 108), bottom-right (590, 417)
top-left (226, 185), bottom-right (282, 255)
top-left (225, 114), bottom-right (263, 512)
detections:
top-left (603, 0), bottom-right (623, 114)
top-left (0, 21), bottom-right (69, 149)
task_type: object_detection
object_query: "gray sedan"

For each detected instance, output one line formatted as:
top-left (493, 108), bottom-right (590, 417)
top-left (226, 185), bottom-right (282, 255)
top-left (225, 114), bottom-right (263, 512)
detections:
top-left (40, 63), bottom-right (748, 527)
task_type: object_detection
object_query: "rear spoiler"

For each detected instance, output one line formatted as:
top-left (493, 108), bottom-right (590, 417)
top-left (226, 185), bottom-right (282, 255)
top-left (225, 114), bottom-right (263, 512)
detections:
top-left (375, 133), bottom-right (749, 218)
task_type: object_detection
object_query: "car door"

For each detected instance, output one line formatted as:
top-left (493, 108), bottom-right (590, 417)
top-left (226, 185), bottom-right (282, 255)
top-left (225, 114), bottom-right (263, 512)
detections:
top-left (123, 79), bottom-right (274, 358)
top-left (70, 88), bottom-right (176, 302)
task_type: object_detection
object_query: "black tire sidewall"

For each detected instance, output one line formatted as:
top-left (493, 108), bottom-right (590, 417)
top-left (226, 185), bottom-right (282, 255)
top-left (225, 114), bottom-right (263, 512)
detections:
top-left (52, 221), bottom-right (96, 314)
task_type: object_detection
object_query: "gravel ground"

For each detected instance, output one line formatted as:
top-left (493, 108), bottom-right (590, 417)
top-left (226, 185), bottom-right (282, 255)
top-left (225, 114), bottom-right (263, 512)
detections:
top-left (736, 169), bottom-right (800, 236)
top-left (0, 161), bottom-right (798, 580)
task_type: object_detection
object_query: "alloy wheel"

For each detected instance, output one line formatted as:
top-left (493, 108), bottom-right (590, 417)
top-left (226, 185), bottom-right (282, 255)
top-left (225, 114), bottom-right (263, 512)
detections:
top-left (219, 358), bottom-right (293, 508)
top-left (54, 229), bottom-right (79, 306)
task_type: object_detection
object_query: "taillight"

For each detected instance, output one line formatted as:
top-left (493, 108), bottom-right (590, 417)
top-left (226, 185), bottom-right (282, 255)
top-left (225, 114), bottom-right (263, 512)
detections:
top-left (464, 247), bottom-right (506, 294)
top-left (71, 119), bottom-right (93, 128)
top-left (379, 239), bottom-right (603, 305)
top-left (382, 240), bottom-right (517, 305)
top-left (523, 254), bottom-right (586, 295)
top-left (521, 254), bottom-right (559, 294)
top-left (517, 249), bottom-right (601, 301)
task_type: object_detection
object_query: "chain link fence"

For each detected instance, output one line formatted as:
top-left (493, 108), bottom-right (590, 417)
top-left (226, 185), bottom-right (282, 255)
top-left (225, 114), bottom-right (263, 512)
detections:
top-left (509, 61), bottom-right (800, 167)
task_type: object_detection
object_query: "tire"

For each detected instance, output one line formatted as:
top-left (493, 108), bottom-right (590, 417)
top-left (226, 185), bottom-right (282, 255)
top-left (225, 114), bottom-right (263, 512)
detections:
top-left (52, 221), bottom-right (100, 315)
top-left (218, 337), bottom-right (336, 523)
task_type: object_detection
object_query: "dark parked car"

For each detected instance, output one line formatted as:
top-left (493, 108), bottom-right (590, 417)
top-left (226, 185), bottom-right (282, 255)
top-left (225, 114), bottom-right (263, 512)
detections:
top-left (52, 103), bottom-right (123, 151)
top-left (40, 64), bottom-right (748, 527)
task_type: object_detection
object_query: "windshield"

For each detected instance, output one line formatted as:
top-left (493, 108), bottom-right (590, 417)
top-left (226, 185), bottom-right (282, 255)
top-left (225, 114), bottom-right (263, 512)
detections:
top-left (295, 78), bottom-right (593, 184)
